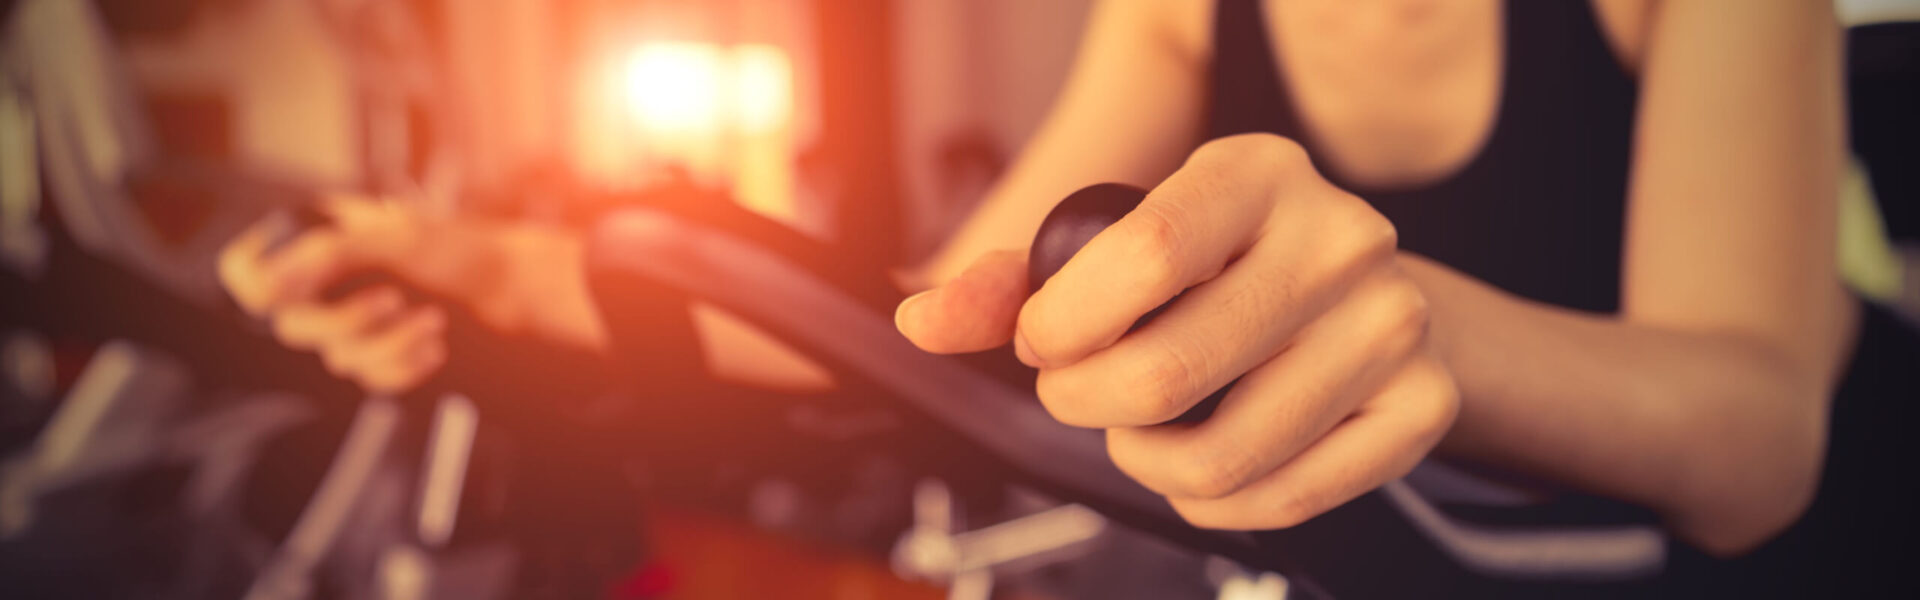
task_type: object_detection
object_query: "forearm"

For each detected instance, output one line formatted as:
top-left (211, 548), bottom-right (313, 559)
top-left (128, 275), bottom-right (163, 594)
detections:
top-left (494, 224), bottom-right (610, 351)
top-left (1402, 253), bottom-right (1850, 554)
top-left (398, 218), bottom-right (606, 353)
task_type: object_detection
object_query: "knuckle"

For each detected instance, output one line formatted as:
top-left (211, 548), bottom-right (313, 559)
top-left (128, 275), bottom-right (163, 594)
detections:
top-left (1132, 344), bottom-right (1208, 422)
top-left (1170, 444), bottom-right (1255, 500)
top-left (1116, 206), bottom-right (1187, 292)
top-left (1414, 363), bottom-right (1463, 439)
top-left (1238, 262), bottom-right (1303, 325)
top-left (1370, 278), bottom-right (1432, 358)
top-left (1342, 200), bottom-right (1399, 259)
top-left (1365, 209), bottom-right (1399, 254)
top-left (1380, 359), bottom-right (1460, 446)
top-left (1189, 136), bottom-right (1240, 165)
top-left (1198, 133), bottom-right (1309, 173)
top-left (1318, 201), bottom-right (1398, 281)
top-left (1397, 279), bottom-right (1432, 327)
top-left (1252, 134), bottom-right (1312, 170)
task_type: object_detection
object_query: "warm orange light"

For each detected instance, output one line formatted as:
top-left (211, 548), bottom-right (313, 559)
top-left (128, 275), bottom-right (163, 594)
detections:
top-left (621, 42), bottom-right (791, 136)
top-left (623, 43), bottom-right (726, 135)
top-left (589, 41), bottom-right (798, 223)
top-left (731, 45), bottom-right (793, 133)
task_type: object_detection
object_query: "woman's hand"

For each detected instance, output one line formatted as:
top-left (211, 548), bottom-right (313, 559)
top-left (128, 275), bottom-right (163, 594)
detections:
top-left (217, 195), bottom-right (476, 394)
top-left (898, 134), bottom-right (1459, 529)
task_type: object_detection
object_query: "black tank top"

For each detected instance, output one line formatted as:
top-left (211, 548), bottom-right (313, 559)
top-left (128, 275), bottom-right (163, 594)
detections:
top-left (1207, 0), bottom-right (1637, 313)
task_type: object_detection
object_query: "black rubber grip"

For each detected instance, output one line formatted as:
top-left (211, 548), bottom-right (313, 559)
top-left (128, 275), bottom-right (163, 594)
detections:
top-left (1027, 183), bottom-right (1226, 423)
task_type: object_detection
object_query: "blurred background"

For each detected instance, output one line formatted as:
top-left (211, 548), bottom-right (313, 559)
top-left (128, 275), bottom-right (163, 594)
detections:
top-left (0, 0), bottom-right (1916, 598)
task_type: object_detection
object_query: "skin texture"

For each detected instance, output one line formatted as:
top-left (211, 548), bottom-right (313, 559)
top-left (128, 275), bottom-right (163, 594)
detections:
top-left (906, 133), bottom-right (1461, 531)
top-left (221, 0), bottom-right (1852, 556)
top-left (901, 0), bottom-right (1852, 555)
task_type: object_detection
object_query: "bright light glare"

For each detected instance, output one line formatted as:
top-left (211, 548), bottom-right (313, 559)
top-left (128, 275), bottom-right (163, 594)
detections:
top-left (732, 45), bottom-right (792, 132)
top-left (621, 42), bottom-right (792, 135)
top-left (623, 43), bottom-right (726, 135)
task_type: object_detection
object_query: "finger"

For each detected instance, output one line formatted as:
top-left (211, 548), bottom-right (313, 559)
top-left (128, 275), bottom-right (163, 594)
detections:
top-left (1101, 269), bottom-right (1428, 495)
top-left (353, 306), bottom-right (450, 393)
top-left (897, 250), bottom-right (1029, 354)
top-left (357, 304), bottom-right (448, 366)
top-left (253, 228), bottom-right (354, 309)
top-left (1165, 357), bottom-right (1459, 530)
top-left (1015, 135), bottom-right (1310, 368)
top-left (317, 304), bottom-right (448, 394)
top-left (218, 224), bottom-right (280, 314)
top-left (1034, 226), bottom-right (1401, 428)
top-left (271, 286), bottom-right (408, 350)
top-left (323, 334), bottom-right (447, 395)
top-left (314, 192), bottom-right (413, 238)
top-left (321, 193), bottom-right (447, 268)
top-left (358, 336), bottom-right (448, 394)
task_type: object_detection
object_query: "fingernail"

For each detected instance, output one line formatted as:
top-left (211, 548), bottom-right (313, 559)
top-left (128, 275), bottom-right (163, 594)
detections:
top-left (895, 290), bottom-right (932, 334)
top-left (1014, 329), bottom-right (1044, 368)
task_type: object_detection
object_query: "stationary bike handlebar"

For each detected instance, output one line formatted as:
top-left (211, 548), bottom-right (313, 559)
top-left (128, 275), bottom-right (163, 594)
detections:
top-left (582, 205), bottom-right (1670, 597)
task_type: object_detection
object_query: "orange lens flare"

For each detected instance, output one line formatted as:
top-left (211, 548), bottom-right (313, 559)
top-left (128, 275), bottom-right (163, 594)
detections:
top-left (620, 42), bottom-right (792, 136)
top-left (601, 42), bottom-right (797, 222)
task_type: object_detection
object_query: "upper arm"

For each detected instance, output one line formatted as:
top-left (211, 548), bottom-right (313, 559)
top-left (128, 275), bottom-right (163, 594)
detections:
top-left (919, 0), bottom-right (1211, 284)
top-left (1620, 0), bottom-right (1852, 383)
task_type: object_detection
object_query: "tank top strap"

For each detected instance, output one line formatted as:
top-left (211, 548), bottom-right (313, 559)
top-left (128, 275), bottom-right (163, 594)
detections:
top-left (1205, 0), bottom-right (1293, 140)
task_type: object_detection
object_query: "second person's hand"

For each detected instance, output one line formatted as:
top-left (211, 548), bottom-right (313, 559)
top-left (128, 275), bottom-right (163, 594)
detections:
top-left (217, 195), bottom-right (483, 394)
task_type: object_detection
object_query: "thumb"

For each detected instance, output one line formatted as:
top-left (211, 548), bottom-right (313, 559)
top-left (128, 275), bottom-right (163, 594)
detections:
top-left (896, 249), bottom-right (1029, 354)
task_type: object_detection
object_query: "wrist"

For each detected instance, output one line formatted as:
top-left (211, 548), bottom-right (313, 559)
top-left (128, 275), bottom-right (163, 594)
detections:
top-left (495, 224), bottom-right (609, 350)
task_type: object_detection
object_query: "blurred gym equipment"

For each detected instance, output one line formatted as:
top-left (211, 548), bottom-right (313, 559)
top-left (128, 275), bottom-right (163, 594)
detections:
top-left (3, 1), bottom-right (1917, 599)
top-left (4, 1), bottom-right (642, 598)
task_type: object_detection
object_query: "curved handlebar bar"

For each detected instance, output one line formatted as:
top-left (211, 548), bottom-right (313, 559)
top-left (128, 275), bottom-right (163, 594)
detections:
top-left (585, 206), bottom-right (1669, 596)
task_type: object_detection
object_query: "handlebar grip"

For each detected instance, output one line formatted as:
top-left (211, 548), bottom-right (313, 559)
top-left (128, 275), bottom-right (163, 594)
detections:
top-left (254, 205), bottom-right (418, 305)
top-left (1027, 183), bottom-right (1224, 423)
